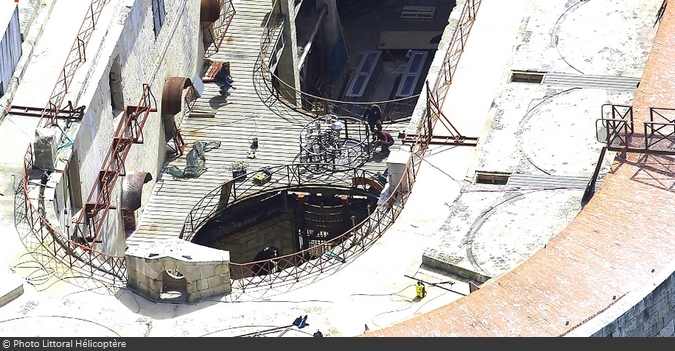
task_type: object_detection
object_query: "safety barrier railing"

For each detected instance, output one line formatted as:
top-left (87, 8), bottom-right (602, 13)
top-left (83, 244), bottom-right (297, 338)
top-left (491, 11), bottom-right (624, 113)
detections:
top-left (596, 104), bottom-right (634, 147)
top-left (39, 0), bottom-right (110, 127)
top-left (644, 107), bottom-right (675, 152)
top-left (204, 0), bottom-right (236, 58)
top-left (180, 163), bottom-right (380, 241)
top-left (433, 0), bottom-right (482, 106)
top-left (72, 84), bottom-right (157, 247)
top-left (14, 0), bottom-right (127, 285)
top-left (15, 0), bottom-right (483, 289)
top-left (17, 144), bottom-right (127, 285)
top-left (226, 149), bottom-right (423, 291)
top-left (255, 1), bottom-right (423, 124)
top-left (596, 104), bottom-right (675, 155)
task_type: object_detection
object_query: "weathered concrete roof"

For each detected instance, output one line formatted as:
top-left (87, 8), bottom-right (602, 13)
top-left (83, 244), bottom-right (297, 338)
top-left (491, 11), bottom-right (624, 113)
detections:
top-left (368, 0), bottom-right (675, 337)
top-left (0, 0), bottom-right (673, 338)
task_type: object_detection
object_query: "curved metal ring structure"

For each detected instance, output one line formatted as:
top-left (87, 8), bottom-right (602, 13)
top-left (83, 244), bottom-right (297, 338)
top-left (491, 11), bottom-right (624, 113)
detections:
top-left (121, 171), bottom-right (153, 211)
top-left (298, 114), bottom-right (371, 174)
top-left (161, 77), bottom-right (193, 116)
top-left (200, 0), bottom-right (222, 23)
top-left (178, 162), bottom-right (421, 291)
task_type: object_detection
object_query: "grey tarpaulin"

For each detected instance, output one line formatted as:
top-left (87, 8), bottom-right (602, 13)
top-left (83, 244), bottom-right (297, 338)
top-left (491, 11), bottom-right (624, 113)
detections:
top-left (164, 141), bottom-right (221, 179)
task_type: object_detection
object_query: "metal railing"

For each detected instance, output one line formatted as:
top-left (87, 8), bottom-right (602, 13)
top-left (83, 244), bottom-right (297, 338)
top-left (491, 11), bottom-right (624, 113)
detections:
top-left (73, 84), bottom-right (158, 247)
top-left (14, 0), bottom-right (127, 285)
top-left (433, 0), bottom-right (482, 106)
top-left (203, 0), bottom-right (236, 58)
top-left (39, 0), bottom-right (110, 127)
top-left (597, 104), bottom-right (675, 155)
top-left (180, 163), bottom-right (380, 241)
top-left (255, 1), bottom-right (424, 123)
top-left (16, 85), bottom-right (157, 285)
top-left (15, 0), bottom-right (483, 288)
top-left (645, 107), bottom-right (675, 151)
top-left (219, 0), bottom-right (483, 291)
top-left (225, 155), bottom-right (423, 291)
top-left (16, 145), bottom-right (126, 285)
top-left (596, 103), bottom-right (634, 148)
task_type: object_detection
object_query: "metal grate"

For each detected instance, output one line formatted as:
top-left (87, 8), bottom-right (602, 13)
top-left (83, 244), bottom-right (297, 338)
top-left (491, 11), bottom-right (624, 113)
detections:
top-left (543, 72), bottom-right (640, 90)
top-left (401, 6), bottom-right (436, 20)
top-left (510, 71), bottom-right (545, 84)
top-left (475, 172), bottom-right (510, 185)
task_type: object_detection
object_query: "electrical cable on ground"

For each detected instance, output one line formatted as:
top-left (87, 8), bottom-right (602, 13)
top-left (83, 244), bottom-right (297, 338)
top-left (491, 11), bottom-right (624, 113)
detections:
top-left (350, 284), bottom-right (416, 328)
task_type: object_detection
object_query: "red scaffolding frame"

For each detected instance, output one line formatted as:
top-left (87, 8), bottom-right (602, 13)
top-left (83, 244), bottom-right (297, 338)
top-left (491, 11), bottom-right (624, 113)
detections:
top-left (203, 0), bottom-right (236, 56)
top-left (73, 84), bottom-right (157, 246)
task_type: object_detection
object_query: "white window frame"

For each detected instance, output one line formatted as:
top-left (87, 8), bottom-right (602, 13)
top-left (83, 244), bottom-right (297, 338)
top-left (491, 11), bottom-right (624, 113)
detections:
top-left (346, 50), bottom-right (381, 98)
top-left (396, 50), bottom-right (428, 97)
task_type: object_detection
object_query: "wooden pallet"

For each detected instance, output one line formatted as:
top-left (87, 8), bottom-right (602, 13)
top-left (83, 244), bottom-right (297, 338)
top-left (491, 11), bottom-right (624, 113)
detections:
top-left (401, 6), bottom-right (436, 20)
top-left (202, 61), bottom-right (224, 83)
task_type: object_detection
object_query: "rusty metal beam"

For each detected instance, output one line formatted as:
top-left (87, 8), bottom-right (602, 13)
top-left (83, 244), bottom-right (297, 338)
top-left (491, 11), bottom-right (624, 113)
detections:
top-left (40, 0), bottom-right (110, 127)
top-left (7, 102), bottom-right (85, 121)
top-left (409, 82), bottom-right (479, 147)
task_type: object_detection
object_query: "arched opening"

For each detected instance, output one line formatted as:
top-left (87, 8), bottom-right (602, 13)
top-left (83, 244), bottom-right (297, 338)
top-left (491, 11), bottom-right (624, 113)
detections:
top-left (160, 268), bottom-right (187, 302)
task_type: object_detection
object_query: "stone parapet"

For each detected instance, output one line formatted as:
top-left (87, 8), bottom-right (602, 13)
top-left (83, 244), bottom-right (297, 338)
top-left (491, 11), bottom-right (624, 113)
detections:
top-left (126, 238), bottom-right (231, 303)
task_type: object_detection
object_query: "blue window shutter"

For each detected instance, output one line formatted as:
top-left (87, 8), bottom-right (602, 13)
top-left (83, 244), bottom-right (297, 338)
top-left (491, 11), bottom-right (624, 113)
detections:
top-left (152, 0), bottom-right (166, 37)
top-left (159, 0), bottom-right (166, 27)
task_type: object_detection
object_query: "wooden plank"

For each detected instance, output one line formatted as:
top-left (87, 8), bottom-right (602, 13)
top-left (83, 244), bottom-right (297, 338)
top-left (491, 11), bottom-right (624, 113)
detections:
top-left (188, 110), bottom-right (217, 118)
top-left (378, 31), bottom-right (442, 50)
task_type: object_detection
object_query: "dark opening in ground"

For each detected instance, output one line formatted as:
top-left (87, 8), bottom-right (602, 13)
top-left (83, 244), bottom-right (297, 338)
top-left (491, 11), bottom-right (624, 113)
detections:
top-left (190, 186), bottom-right (381, 266)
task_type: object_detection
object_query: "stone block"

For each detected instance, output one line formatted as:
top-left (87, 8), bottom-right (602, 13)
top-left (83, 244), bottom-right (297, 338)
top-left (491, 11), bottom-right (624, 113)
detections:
top-left (147, 278), bottom-right (162, 300)
top-left (212, 283), bottom-right (230, 296)
top-left (207, 275), bottom-right (220, 288)
top-left (183, 266), bottom-right (200, 282)
top-left (187, 290), bottom-right (201, 303)
top-left (422, 253), bottom-right (491, 283)
top-left (33, 128), bottom-right (60, 170)
top-left (199, 264), bottom-right (215, 279)
top-left (197, 278), bottom-right (208, 291)
top-left (200, 287), bottom-right (215, 299)
top-left (126, 257), bottom-right (137, 274)
top-left (624, 316), bottom-right (637, 333)
top-left (659, 319), bottom-right (674, 337)
top-left (249, 234), bottom-right (269, 251)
